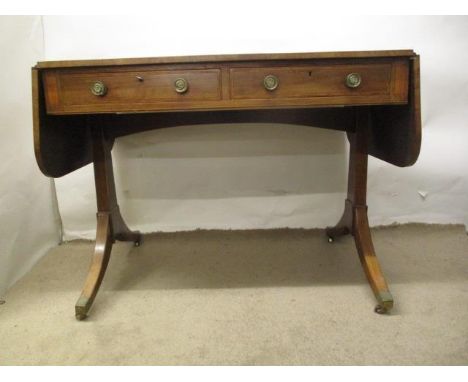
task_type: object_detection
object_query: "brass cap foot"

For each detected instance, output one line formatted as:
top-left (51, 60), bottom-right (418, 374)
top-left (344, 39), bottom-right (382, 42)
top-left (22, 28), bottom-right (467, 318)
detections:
top-left (374, 291), bottom-right (394, 314)
top-left (75, 296), bottom-right (91, 321)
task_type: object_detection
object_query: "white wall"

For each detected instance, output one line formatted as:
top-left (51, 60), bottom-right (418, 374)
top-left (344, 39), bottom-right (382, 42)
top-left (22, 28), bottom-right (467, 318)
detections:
top-left (0, 16), bottom-right (61, 295)
top-left (42, 14), bottom-right (468, 239)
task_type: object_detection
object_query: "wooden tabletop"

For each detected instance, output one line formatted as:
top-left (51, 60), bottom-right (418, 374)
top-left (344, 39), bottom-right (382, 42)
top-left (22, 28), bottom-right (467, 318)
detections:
top-left (35, 50), bottom-right (416, 69)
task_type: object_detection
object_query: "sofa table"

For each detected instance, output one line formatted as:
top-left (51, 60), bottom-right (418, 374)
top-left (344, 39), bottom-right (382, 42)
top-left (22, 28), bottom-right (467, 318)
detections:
top-left (32, 50), bottom-right (421, 320)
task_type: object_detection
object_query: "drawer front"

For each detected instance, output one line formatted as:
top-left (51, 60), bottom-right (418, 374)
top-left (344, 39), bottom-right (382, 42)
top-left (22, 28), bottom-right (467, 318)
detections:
top-left (42, 59), bottom-right (410, 114)
top-left (44, 68), bottom-right (221, 113)
top-left (230, 61), bottom-right (409, 103)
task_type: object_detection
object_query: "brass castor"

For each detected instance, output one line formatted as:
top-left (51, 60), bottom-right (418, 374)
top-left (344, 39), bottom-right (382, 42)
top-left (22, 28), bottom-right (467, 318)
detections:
top-left (134, 235), bottom-right (142, 247)
top-left (374, 291), bottom-right (394, 314)
top-left (374, 304), bottom-right (388, 314)
top-left (75, 312), bottom-right (87, 321)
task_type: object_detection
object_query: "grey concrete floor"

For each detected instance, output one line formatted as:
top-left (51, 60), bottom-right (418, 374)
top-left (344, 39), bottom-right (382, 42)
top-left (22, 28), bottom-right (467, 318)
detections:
top-left (1, 224), bottom-right (467, 365)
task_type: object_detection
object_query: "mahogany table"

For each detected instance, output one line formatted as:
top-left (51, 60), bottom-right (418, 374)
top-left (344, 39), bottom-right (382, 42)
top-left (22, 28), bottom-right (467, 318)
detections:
top-left (32, 50), bottom-right (421, 320)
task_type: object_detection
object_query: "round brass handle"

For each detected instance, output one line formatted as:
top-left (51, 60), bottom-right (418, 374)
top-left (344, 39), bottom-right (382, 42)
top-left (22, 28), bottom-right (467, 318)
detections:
top-left (263, 74), bottom-right (279, 91)
top-left (90, 81), bottom-right (107, 96)
top-left (174, 78), bottom-right (189, 93)
top-left (345, 73), bottom-right (362, 88)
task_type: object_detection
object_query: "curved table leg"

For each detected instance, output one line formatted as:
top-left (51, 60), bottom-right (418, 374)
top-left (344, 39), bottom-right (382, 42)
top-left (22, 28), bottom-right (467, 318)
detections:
top-left (112, 206), bottom-right (142, 246)
top-left (327, 109), bottom-right (393, 314)
top-left (326, 200), bottom-right (352, 242)
top-left (75, 123), bottom-right (141, 320)
top-left (75, 213), bottom-right (113, 320)
top-left (353, 207), bottom-right (393, 314)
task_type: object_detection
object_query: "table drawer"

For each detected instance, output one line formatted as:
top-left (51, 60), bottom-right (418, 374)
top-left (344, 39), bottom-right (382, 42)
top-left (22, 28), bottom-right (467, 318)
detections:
top-left (230, 60), bottom-right (409, 104)
top-left (43, 67), bottom-right (222, 114)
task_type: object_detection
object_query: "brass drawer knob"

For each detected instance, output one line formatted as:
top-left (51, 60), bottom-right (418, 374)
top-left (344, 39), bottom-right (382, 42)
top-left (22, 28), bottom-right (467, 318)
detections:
top-left (90, 81), bottom-right (107, 96)
top-left (264, 74), bottom-right (279, 91)
top-left (174, 78), bottom-right (189, 93)
top-left (345, 73), bottom-right (362, 88)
